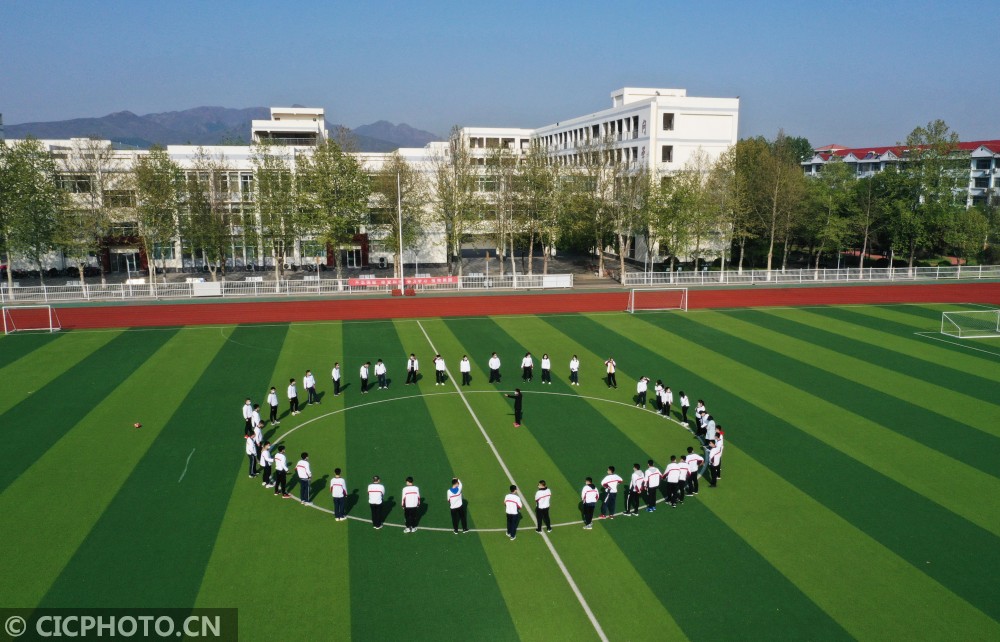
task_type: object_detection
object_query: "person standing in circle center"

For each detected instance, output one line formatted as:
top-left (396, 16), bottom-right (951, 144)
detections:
top-left (374, 359), bottom-right (388, 390)
top-left (488, 352), bottom-right (502, 383)
top-left (540, 354), bottom-right (552, 384)
top-left (605, 357), bottom-right (617, 389)
top-left (460, 355), bottom-right (472, 386)
top-left (405, 353), bottom-right (419, 385)
top-left (505, 388), bottom-right (523, 427)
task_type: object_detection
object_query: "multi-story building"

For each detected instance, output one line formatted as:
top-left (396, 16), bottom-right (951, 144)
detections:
top-left (6, 87), bottom-right (740, 274)
top-left (802, 140), bottom-right (1000, 207)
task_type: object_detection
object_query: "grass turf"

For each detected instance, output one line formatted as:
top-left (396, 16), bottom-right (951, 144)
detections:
top-left (0, 303), bottom-right (998, 640)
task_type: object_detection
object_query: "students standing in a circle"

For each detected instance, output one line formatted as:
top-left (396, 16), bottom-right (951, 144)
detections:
top-left (520, 353), bottom-right (534, 382)
top-left (504, 485), bottom-right (522, 540)
top-left (534, 480), bottom-right (552, 533)
top-left (402, 477), bottom-right (422, 533)
top-left (460, 355), bottom-right (472, 386)
top-left (368, 475), bottom-right (385, 529)
top-left (405, 353), bottom-right (419, 385)
top-left (434, 354), bottom-right (447, 385)
top-left (331, 363), bottom-right (342, 397)
top-left (605, 357), bottom-right (617, 389)
top-left (488, 352), bottom-right (502, 383)
top-left (569, 355), bottom-right (580, 386)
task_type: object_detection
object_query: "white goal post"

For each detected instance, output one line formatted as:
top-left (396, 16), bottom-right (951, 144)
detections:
top-left (627, 288), bottom-right (688, 313)
top-left (940, 310), bottom-right (1000, 338)
top-left (3, 305), bottom-right (62, 335)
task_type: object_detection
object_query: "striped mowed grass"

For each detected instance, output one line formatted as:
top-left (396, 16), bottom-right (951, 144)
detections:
top-left (0, 303), bottom-right (998, 641)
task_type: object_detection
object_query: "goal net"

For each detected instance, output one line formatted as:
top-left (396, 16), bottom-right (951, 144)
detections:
top-left (3, 305), bottom-right (62, 335)
top-left (627, 288), bottom-right (688, 313)
top-left (941, 310), bottom-right (1000, 338)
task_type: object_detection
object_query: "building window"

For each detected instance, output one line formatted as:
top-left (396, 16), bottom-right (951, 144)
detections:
top-left (104, 190), bottom-right (135, 208)
top-left (109, 222), bottom-right (139, 237)
top-left (59, 174), bottom-right (92, 193)
top-left (974, 177), bottom-right (989, 188)
top-left (661, 145), bottom-right (673, 163)
top-left (240, 173), bottom-right (253, 194)
top-left (662, 113), bottom-right (675, 131)
top-left (974, 159), bottom-right (991, 170)
top-left (152, 242), bottom-right (175, 260)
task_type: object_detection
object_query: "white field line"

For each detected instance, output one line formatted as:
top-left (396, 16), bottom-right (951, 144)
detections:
top-left (913, 331), bottom-right (1000, 358)
top-left (416, 321), bottom-right (609, 642)
top-left (178, 448), bottom-right (196, 482)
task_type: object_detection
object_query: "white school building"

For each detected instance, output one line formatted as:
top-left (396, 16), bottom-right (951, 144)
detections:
top-left (6, 88), bottom-right (739, 274)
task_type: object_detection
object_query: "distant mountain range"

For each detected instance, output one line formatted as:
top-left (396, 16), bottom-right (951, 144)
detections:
top-left (4, 107), bottom-right (442, 152)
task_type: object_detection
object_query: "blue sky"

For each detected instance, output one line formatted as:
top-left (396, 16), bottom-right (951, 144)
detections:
top-left (1, 1), bottom-right (996, 147)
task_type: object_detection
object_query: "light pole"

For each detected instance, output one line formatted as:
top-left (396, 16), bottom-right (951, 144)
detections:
top-left (396, 171), bottom-right (404, 290)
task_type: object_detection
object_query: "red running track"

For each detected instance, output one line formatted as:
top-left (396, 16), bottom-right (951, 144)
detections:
top-left (22, 282), bottom-right (1000, 330)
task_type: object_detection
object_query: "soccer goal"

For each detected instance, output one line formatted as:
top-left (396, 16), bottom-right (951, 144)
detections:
top-left (626, 288), bottom-right (688, 313)
top-left (940, 309), bottom-right (1000, 338)
top-left (2, 305), bottom-right (62, 335)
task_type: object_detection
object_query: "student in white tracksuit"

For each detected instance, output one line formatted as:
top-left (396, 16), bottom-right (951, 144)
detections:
top-left (488, 353), bottom-right (502, 383)
top-left (266, 387), bottom-right (280, 425)
top-left (460, 356), bottom-right (472, 386)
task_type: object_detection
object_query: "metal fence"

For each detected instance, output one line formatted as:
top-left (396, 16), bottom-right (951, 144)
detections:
top-left (0, 273), bottom-right (575, 304)
top-left (621, 265), bottom-right (1000, 287)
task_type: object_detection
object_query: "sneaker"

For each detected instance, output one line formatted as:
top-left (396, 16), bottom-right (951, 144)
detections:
top-left (546, 528), bottom-right (552, 533)
top-left (535, 529), bottom-right (542, 533)
top-left (513, 423), bottom-right (520, 427)
top-left (509, 535), bottom-right (515, 540)
top-left (375, 525), bottom-right (382, 530)
top-left (463, 530), bottom-right (470, 533)
top-left (598, 515), bottom-right (608, 520)
top-left (454, 530), bottom-right (459, 535)
top-left (404, 528), bottom-right (411, 533)
top-left (583, 525), bottom-right (592, 530)
top-left (282, 494), bottom-right (292, 499)
top-left (261, 481), bottom-right (267, 486)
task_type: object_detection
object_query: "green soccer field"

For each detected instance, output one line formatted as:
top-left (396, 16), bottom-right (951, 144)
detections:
top-left (2, 303), bottom-right (999, 641)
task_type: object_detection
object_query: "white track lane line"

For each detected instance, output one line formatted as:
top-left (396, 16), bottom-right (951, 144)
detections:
top-left (416, 320), bottom-right (609, 642)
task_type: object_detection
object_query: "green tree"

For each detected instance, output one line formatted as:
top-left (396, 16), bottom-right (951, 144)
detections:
top-left (899, 120), bottom-right (963, 267)
top-left (58, 138), bottom-right (128, 284)
top-left (295, 139), bottom-right (371, 279)
top-left (433, 128), bottom-right (482, 276)
top-left (182, 148), bottom-right (232, 281)
top-left (371, 152), bottom-right (429, 279)
top-left (0, 138), bottom-right (66, 286)
top-left (250, 141), bottom-right (296, 282)
top-left (943, 206), bottom-right (988, 264)
top-left (134, 146), bottom-right (183, 283)
top-left (803, 159), bottom-right (853, 269)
